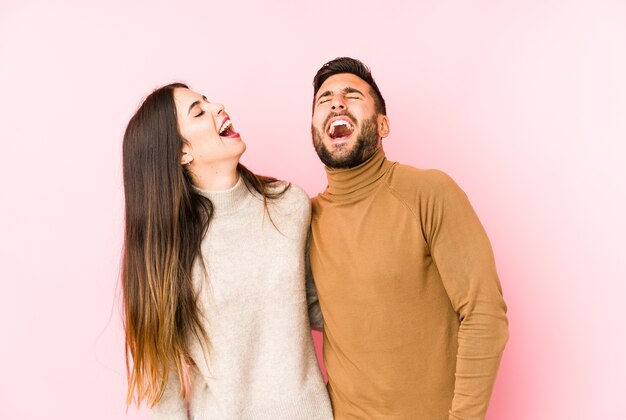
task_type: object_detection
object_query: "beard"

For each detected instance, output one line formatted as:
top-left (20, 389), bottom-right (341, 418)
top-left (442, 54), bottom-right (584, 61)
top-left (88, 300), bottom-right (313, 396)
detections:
top-left (311, 114), bottom-right (379, 169)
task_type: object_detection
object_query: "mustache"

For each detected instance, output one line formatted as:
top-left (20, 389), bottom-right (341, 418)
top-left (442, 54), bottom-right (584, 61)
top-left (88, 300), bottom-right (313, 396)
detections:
top-left (323, 111), bottom-right (357, 130)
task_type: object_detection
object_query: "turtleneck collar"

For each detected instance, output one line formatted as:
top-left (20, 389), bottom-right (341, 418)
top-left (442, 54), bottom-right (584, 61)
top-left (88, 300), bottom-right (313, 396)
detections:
top-left (324, 147), bottom-right (393, 196)
top-left (193, 176), bottom-right (252, 213)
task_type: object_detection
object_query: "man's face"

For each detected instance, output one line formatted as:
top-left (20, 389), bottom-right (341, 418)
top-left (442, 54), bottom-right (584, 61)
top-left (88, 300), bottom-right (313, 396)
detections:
top-left (311, 73), bottom-right (389, 169)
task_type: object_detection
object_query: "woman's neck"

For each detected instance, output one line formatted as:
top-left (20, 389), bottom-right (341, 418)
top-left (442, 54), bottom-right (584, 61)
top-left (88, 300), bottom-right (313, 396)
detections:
top-left (190, 161), bottom-right (239, 191)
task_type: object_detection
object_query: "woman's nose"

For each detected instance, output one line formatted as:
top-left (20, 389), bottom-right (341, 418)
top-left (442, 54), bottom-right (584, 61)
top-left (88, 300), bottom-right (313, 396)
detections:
top-left (209, 102), bottom-right (224, 114)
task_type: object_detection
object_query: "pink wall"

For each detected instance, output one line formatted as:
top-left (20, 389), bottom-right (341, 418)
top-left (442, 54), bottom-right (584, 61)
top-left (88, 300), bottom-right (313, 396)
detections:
top-left (1, 1), bottom-right (625, 419)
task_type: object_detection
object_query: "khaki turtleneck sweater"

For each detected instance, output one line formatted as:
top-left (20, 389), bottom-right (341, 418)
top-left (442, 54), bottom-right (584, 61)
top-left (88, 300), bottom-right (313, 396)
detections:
top-left (309, 148), bottom-right (508, 420)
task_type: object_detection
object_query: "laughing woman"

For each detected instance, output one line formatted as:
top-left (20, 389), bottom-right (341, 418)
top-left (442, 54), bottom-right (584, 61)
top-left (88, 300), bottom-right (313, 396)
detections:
top-left (122, 83), bottom-right (332, 420)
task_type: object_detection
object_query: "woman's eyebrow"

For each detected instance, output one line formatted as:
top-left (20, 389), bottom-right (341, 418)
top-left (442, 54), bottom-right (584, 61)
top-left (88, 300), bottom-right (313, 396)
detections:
top-left (187, 100), bottom-right (201, 116)
top-left (187, 97), bottom-right (207, 116)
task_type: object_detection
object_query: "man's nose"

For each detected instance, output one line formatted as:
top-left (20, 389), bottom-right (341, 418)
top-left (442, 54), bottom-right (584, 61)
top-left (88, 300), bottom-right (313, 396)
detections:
top-left (331, 97), bottom-right (346, 111)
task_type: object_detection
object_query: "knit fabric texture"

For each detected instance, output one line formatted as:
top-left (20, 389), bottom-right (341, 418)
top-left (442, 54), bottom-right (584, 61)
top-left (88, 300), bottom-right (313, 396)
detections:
top-left (152, 177), bottom-right (332, 420)
top-left (310, 148), bottom-right (509, 420)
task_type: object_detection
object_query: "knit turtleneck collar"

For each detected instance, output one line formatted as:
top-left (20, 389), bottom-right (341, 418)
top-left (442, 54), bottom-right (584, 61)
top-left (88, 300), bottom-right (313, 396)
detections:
top-left (324, 147), bottom-right (393, 196)
top-left (194, 176), bottom-right (252, 213)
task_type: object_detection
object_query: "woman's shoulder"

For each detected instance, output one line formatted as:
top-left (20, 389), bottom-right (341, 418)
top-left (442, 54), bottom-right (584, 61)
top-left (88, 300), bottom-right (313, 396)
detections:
top-left (270, 181), bottom-right (310, 205)
top-left (266, 181), bottom-right (311, 219)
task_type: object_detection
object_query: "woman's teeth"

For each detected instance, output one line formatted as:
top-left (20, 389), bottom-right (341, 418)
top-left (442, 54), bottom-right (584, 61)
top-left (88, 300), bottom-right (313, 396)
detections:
top-left (219, 120), bottom-right (233, 135)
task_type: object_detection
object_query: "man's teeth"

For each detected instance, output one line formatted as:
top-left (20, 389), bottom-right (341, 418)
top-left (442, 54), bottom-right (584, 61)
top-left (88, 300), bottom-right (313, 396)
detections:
top-left (219, 120), bottom-right (232, 135)
top-left (328, 119), bottom-right (353, 136)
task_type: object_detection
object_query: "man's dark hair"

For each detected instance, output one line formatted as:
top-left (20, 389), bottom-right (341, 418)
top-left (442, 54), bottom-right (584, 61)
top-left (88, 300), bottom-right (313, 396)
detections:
top-left (312, 57), bottom-right (386, 115)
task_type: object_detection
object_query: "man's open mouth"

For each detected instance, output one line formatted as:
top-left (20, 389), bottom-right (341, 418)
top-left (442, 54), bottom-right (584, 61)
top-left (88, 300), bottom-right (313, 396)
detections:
top-left (327, 119), bottom-right (355, 139)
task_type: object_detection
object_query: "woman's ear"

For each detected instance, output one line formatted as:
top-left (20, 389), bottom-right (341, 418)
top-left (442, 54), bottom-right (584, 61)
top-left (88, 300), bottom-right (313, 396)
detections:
top-left (180, 144), bottom-right (194, 166)
top-left (180, 154), bottom-right (193, 166)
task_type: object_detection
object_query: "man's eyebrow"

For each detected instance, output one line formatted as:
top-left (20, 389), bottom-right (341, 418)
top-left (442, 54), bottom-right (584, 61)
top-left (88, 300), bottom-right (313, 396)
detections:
top-left (316, 87), bottom-right (364, 102)
top-left (343, 87), bottom-right (364, 96)
top-left (187, 96), bottom-right (208, 116)
top-left (316, 90), bottom-right (332, 102)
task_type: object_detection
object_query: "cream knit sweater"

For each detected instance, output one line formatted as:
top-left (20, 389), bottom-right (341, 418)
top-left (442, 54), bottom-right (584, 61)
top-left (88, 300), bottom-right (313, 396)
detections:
top-left (152, 177), bottom-right (332, 420)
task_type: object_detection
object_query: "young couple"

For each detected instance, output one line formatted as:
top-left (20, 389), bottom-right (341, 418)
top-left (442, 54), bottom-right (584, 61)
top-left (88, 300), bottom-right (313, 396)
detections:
top-left (122, 57), bottom-right (509, 420)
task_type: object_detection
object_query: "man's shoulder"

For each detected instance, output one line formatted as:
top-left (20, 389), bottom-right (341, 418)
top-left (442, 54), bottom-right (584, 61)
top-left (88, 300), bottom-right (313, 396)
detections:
top-left (387, 162), bottom-right (459, 195)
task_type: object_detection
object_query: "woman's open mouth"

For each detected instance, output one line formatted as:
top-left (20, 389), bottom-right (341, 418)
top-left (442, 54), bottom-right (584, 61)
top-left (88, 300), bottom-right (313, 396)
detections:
top-left (219, 118), bottom-right (239, 138)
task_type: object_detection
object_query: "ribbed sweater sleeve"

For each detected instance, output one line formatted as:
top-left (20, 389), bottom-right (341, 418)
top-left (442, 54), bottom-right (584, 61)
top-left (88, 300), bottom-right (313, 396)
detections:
top-left (411, 170), bottom-right (509, 419)
top-left (305, 230), bottom-right (324, 330)
top-left (150, 370), bottom-right (187, 420)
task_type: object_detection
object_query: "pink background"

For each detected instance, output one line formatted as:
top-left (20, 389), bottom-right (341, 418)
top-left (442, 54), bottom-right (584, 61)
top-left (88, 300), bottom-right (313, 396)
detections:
top-left (1, 1), bottom-right (625, 419)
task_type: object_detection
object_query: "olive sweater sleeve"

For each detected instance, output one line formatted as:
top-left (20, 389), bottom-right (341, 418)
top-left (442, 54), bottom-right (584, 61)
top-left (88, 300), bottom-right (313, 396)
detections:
top-left (305, 230), bottom-right (324, 331)
top-left (419, 171), bottom-right (509, 419)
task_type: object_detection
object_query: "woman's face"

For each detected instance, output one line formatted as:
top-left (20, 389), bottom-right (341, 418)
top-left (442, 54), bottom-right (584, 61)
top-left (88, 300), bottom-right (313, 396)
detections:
top-left (174, 87), bottom-right (246, 168)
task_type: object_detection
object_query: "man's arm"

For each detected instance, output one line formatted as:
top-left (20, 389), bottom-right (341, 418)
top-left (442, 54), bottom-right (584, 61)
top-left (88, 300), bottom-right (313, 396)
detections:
top-left (424, 171), bottom-right (509, 420)
top-left (305, 229), bottom-right (324, 331)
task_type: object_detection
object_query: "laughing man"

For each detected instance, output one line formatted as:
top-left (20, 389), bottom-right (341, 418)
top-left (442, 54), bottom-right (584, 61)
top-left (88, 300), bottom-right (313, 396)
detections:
top-left (307, 57), bottom-right (509, 420)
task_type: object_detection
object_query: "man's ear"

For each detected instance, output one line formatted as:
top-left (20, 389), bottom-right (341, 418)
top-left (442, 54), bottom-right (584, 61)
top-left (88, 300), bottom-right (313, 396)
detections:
top-left (378, 115), bottom-right (390, 141)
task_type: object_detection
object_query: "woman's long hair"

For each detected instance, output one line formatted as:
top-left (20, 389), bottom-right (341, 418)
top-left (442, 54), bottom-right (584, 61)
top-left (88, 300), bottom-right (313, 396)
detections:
top-left (122, 83), bottom-right (289, 407)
